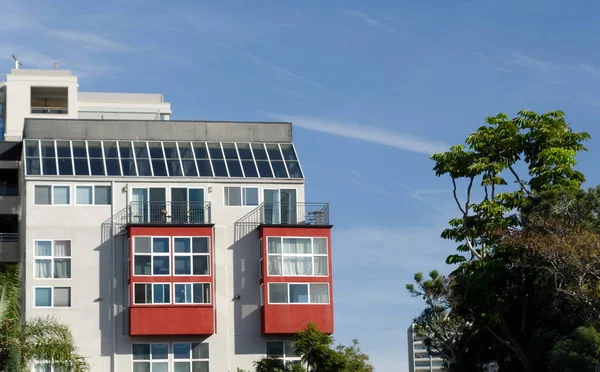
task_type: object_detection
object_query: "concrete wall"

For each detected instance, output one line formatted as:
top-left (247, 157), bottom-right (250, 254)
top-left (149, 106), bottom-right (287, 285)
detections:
top-left (23, 176), bottom-right (304, 372)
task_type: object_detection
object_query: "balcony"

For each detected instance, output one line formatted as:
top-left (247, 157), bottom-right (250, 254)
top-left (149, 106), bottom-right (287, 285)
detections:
top-left (0, 233), bottom-right (19, 262)
top-left (239, 202), bottom-right (330, 227)
top-left (113, 202), bottom-right (212, 227)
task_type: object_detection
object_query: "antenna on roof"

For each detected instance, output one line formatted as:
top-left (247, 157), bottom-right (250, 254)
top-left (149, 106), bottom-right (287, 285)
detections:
top-left (12, 55), bottom-right (22, 70)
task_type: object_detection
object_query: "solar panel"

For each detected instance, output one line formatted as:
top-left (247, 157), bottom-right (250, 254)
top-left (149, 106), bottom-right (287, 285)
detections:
top-left (23, 140), bottom-right (304, 179)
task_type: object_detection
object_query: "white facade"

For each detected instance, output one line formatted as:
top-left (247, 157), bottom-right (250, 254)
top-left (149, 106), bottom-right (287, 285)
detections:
top-left (0, 69), bottom-right (326, 372)
top-left (407, 324), bottom-right (444, 372)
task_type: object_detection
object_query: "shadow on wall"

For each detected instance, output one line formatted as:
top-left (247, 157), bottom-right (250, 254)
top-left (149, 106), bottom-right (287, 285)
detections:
top-left (231, 229), bottom-right (264, 355)
top-left (98, 221), bottom-right (128, 357)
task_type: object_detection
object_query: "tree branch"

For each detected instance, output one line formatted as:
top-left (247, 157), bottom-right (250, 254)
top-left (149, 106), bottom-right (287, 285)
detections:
top-left (509, 165), bottom-right (530, 196)
top-left (452, 177), bottom-right (466, 215)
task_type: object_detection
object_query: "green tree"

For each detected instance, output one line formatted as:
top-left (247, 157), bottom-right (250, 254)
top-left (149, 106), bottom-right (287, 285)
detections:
top-left (416, 110), bottom-right (595, 371)
top-left (0, 263), bottom-right (87, 372)
top-left (550, 323), bottom-right (600, 372)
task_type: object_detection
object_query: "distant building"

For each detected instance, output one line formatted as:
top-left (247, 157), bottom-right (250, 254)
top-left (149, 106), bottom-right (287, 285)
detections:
top-left (407, 324), bottom-right (444, 371)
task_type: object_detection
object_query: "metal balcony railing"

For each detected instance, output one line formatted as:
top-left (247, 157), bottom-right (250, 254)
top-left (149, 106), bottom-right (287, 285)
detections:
top-left (237, 202), bottom-right (330, 227)
top-left (113, 201), bottom-right (212, 226)
top-left (31, 106), bottom-right (68, 114)
top-left (0, 233), bottom-right (18, 242)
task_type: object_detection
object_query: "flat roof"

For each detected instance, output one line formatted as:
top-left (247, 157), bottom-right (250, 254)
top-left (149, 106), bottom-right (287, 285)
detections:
top-left (23, 119), bottom-right (293, 142)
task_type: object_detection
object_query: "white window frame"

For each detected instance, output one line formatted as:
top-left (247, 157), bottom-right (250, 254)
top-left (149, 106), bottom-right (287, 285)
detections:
top-left (74, 185), bottom-right (111, 206)
top-left (132, 282), bottom-right (172, 305)
top-left (133, 236), bottom-right (171, 277)
top-left (33, 239), bottom-right (71, 279)
top-left (266, 237), bottom-right (329, 277)
top-left (131, 343), bottom-right (170, 372)
top-left (33, 286), bottom-right (71, 308)
top-left (172, 236), bottom-right (211, 276)
top-left (172, 342), bottom-right (210, 372)
top-left (34, 184), bottom-right (72, 206)
top-left (172, 282), bottom-right (211, 305)
top-left (266, 341), bottom-right (302, 366)
top-left (267, 282), bottom-right (330, 305)
top-left (224, 186), bottom-right (260, 207)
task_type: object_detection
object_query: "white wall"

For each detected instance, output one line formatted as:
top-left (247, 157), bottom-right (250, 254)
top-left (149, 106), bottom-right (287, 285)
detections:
top-left (24, 177), bottom-right (304, 372)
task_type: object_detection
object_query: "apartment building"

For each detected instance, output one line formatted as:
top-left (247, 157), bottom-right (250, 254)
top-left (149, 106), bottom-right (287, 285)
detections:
top-left (407, 324), bottom-right (444, 372)
top-left (0, 68), bottom-right (333, 371)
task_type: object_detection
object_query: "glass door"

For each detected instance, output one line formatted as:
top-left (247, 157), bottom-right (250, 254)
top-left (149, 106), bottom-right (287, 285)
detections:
top-left (280, 189), bottom-right (297, 224)
top-left (131, 188), bottom-right (148, 223)
top-left (171, 188), bottom-right (187, 223)
top-left (189, 188), bottom-right (205, 223)
top-left (263, 189), bottom-right (280, 224)
top-left (149, 188), bottom-right (166, 223)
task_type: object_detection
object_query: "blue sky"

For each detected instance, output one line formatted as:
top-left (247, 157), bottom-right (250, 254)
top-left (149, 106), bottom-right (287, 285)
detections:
top-left (3, 0), bottom-right (600, 370)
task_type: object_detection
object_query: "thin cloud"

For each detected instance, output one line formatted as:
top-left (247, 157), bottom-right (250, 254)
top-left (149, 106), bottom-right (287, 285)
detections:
top-left (343, 10), bottom-right (402, 36)
top-left (212, 40), bottom-right (333, 94)
top-left (473, 50), bottom-right (556, 73)
top-left (48, 30), bottom-right (129, 52)
top-left (575, 62), bottom-right (600, 78)
top-left (270, 114), bottom-right (448, 155)
top-left (351, 179), bottom-right (390, 196)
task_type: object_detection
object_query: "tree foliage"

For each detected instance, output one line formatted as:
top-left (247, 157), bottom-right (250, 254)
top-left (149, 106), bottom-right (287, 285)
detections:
top-left (0, 263), bottom-right (87, 372)
top-left (410, 110), bottom-right (599, 371)
top-left (550, 323), bottom-right (600, 372)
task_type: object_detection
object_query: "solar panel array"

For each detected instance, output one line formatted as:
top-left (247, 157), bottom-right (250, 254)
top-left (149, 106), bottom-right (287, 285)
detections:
top-left (24, 140), bottom-right (303, 179)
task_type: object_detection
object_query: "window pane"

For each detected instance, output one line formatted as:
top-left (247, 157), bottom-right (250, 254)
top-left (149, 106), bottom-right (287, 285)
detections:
top-left (280, 144), bottom-right (298, 161)
top-left (88, 141), bottom-right (103, 158)
top-left (41, 158), bottom-right (57, 175)
top-left (153, 237), bottom-right (170, 253)
top-left (289, 284), bottom-right (309, 303)
top-left (56, 141), bottom-right (72, 157)
top-left (268, 238), bottom-right (281, 254)
top-left (35, 288), bottom-right (52, 307)
top-left (76, 186), bottom-right (93, 204)
top-left (35, 241), bottom-right (52, 256)
top-left (153, 362), bottom-right (168, 372)
top-left (152, 160), bottom-right (167, 176)
top-left (55, 240), bottom-right (71, 256)
top-left (74, 159), bottom-right (89, 175)
top-left (241, 160), bottom-right (259, 177)
top-left (53, 186), bottom-right (70, 204)
top-left (163, 142), bottom-right (179, 158)
top-left (243, 188), bottom-right (259, 206)
top-left (283, 238), bottom-right (312, 254)
top-left (95, 186), bottom-right (111, 205)
top-left (207, 143), bottom-right (223, 159)
top-left (283, 257), bottom-right (313, 276)
top-left (225, 187), bottom-right (241, 206)
top-left (26, 140), bottom-right (41, 156)
top-left (175, 256), bottom-right (191, 275)
top-left (313, 238), bottom-right (327, 254)
top-left (192, 238), bottom-right (209, 253)
top-left (271, 161), bottom-right (288, 178)
top-left (182, 160), bottom-right (198, 176)
top-left (310, 284), bottom-right (329, 303)
top-left (193, 283), bottom-right (210, 304)
top-left (134, 283), bottom-right (150, 304)
top-left (90, 159), bottom-right (105, 175)
top-left (121, 159), bottom-right (136, 176)
top-left (133, 361), bottom-right (150, 372)
top-left (256, 161), bottom-right (273, 178)
top-left (193, 143), bottom-right (209, 159)
top-left (174, 284), bottom-right (192, 304)
top-left (54, 258), bottom-right (71, 278)
top-left (167, 160), bottom-right (183, 176)
top-left (268, 256), bottom-right (282, 276)
top-left (35, 260), bottom-right (51, 278)
top-left (174, 343), bottom-right (191, 359)
top-left (153, 256), bottom-right (170, 275)
top-left (251, 144), bottom-right (268, 159)
top-left (211, 159), bottom-right (228, 177)
top-left (27, 158), bottom-right (41, 175)
top-left (132, 344), bottom-right (151, 360)
top-left (192, 343), bottom-right (209, 359)
top-left (174, 238), bottom-right (191, 253)
top-left (227, 160), bottom-right (243, 177)
top-left (193, 256), bottom-right (209, 275)
top-left (54, 287), bottom-right (71, 307)
top-left (266, 144), bottom-right (283, 160)
top-left (105, 159), bottom-right (121, 176)
top-left (152, 344), bottom-right (169, 359)
top-left (118, 142), bottom-right (133, 158)
top-left (266, 341), bottom-right (284, 357)
top-left (135, 256), bottom-right (151, 275)
top-left (134, 143), bottom-right (149, 158)
top-left (196, 160), bottom-right (213, 177)
top-left (269, 283), bottom-right (288, 303)
top-left (57, 158), bottom-right (73, 175)
top-left (153, 284), bottom-right (170, 304)
top-left (135, 237), bottom-right (151, 253)
top-left (174, 362), bottom-right (190, 372)
top-left (41, 141), bottom-right (55, 156)
top-left (137, 159), bottom-right (152, 176)
top-left (284, 341), bottom-right (298, 357)
top-left (35, 186), bottom-right (51, 205)
top-left (178, 142), bottom-right (194, 158)
top-left (314, 256), bottom-right (328, 276)
top-left (286, 161), bottom-right (303, 178)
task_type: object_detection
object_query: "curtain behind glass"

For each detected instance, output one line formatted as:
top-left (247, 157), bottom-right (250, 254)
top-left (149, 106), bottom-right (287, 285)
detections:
top-left (310, 284), bottom-right (329, 303)
top-left (283, 257), bottom-right (312, 275)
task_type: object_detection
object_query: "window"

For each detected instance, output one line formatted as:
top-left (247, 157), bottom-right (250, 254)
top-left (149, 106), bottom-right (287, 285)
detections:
top-left (34, 185), bottom-right (70, 205)
top-left (75, 185), bottom-right (111, 205)
top-left (174, 283), bottom-right (211, 304)
top-left (134, 283), bottom-right (171, 304)
top-left (267, 237), bottom-right (328, 276)
top-left (134, 237), bottom-right (170, 276)
top-left (24, 140), bottom-right (304, 179)
top-left (34, 287), bottom-right (71, 307)
top-left (173, 237), bottom-right (210, 275)
top-left (266, 341), bottom-right (301, 367)
top-left (173, 343), bottom-right (209, 372)
top-left (34, 240), bottom-right (71, 279)
top-left (224, 187), bottom-right (259, 206)
top-left (133, 344), bottom-right (169, 372)
top-left (268, 283), bottom-right (329, 304)
top-left (31, 87), bottom-right (68, 114)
